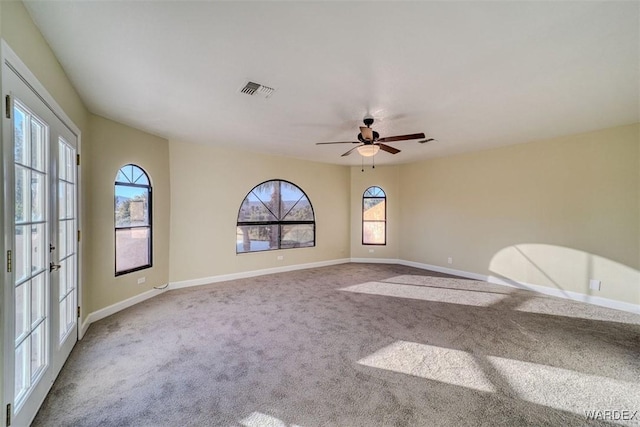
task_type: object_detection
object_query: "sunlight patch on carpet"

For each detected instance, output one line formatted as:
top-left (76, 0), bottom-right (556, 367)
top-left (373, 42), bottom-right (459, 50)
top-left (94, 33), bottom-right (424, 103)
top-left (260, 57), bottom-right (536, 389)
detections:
top-left (240, 411), bottom-right (303, 427)
top-left (340, 281), bottom-right (507, 306)
top-left (359, 341), bottom-right (640, 418)
top-left (357, 341), bottom-right (496, 393)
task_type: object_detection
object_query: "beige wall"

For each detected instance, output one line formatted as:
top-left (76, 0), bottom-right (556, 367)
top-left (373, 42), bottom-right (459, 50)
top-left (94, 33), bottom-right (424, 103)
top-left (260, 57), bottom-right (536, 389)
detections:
top-left (399, 124), bottom-right (640, 305)
top-left (350, 165), bottom-right (400, 260)
top-left (168, 140), bottom-right (350, 283)
top-left (1, 1), bottom-right (87, 130)
top-left (85, 114), bottom-right (170, 313)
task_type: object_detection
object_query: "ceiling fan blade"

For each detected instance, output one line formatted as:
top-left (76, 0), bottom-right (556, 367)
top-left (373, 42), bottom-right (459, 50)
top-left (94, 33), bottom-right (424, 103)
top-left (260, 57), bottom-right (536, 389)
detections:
top-left (419, 138), bottom-right (435, 144)
top-left (341, 146), bottom-right (362, 157)
top-left (360, 126), bottom-right (373, 141)
top-left (377, 132), bottom-right (426, 143)
top-left (377, 143), bottom-right (401, 154)
top-left (316, 141), bottom-right (360, 145)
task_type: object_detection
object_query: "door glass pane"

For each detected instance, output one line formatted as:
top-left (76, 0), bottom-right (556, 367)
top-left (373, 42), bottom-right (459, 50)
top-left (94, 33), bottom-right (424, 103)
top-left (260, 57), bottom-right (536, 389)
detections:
top-left (58, 258), bottom-right (67, 300)
top-left (31, 273), bottom-right (45, 326)
top-left (58, 219), bottom-right (67, 258)
top-left (15, 339), bottom-right (29, 401)
top-left (58, 181), bottom-right (66, 219)
top-left (30, 119), bottom-right (45, 172)
top-left (66, 183), bottom-right (74, 219)
top-left (66, 220), bottom-right (74, 257)
top-left (15, 282), bottom-right (29, 340)
top-left (31, 224), bottom-right (46, 274)
top-left (31, 171), bottom-right (45, 221)
top-left (14, 105), bottom-right (29, 165)
top-left (15, 166), bottom-right (29, 223)
top-left (15, 225), bottom-right (29, 283)
top-left (31, 322), bottom-right (46, 378)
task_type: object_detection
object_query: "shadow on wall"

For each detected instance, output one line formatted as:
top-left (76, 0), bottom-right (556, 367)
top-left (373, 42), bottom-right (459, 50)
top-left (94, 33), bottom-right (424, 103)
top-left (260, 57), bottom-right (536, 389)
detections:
top-left (489, 244), bottom-right (640, 304)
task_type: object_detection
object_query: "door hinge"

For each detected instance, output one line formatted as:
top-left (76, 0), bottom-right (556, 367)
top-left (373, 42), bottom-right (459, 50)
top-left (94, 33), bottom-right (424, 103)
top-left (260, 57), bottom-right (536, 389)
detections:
top-left (77, 230), bottom-right (81, 242)
top-left (77, 306), bottom-right (81, 318)
top-left (76, 154), bottom-right (80, 166)
top-left (6, 250), bottom-right (12, 273)
top-left (5, 95), bottom-right (11, 119)
top-left (6, 403), bottom-right (11, 426)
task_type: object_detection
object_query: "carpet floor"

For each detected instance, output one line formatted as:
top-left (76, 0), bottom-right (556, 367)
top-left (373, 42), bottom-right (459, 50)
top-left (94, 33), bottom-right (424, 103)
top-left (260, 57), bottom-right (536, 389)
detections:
top-left (32, 263), bottom-right (640, 426)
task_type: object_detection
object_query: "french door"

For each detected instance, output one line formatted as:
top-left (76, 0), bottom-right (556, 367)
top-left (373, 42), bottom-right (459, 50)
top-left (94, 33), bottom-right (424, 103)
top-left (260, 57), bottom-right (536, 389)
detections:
top-left (3, 57), bottom-right (79, 426)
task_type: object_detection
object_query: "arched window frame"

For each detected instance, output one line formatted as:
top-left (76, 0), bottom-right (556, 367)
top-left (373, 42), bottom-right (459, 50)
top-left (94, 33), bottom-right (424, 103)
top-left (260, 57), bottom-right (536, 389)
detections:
top-left (114, 164), bottom-right (152, 275)
top-left (362, 186), bottom-right (386, 245)
top-left (236, 179), bottom-right (316, 253)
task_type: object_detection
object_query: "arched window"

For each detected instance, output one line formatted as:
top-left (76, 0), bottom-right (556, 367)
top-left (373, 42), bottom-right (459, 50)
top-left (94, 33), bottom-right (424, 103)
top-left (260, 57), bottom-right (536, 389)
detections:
top-left (363, 186), bottom-right (386, 245)
top-left (237, 180), bottom-right (315, 253)
top-left (115, 164), bottom-right (152, 275)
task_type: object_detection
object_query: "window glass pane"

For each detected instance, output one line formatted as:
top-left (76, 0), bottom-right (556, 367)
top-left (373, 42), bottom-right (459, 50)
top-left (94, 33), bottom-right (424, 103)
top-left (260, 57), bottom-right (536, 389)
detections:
top-left (116, 227), bottom-right (150, 273)
top-left (115, 185), bottom-right (149, 227)
top-left (363, 198), bottom-right (385, 220)
top-left (282, 197), bottom-right (313, 221)
top-left (252, 182), bottom-right (280, 218)
top-left (238, 193), bottom-right (278, 222)
top-left (364, 186), bottom-right (385, 198)
top-left (363, 221), bottom-right (386, 245)
top-left (280, 224), bottom-right (314, 248)
top-left (116, 170), bottom-right (128, 183)
top-left (236, 225), bottom-right (279, 253)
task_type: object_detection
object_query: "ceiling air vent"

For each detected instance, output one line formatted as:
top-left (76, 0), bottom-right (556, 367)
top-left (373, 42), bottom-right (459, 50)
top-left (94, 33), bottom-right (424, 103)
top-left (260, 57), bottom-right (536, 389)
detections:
top-left (240, 81), bottom-right (275, 99)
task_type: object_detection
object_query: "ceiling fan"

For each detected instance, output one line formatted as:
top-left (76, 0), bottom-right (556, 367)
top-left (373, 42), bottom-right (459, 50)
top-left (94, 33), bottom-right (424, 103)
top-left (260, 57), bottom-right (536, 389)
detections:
top-left (316, 115), bottom-right (433, 157)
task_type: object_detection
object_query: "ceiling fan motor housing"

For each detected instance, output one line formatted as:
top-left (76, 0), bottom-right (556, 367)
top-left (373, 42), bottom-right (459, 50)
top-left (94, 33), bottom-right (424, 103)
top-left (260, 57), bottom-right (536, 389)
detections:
top-left (358, 130), bottom-right (379, 143)
top-left (363, 116), bottom-right (374, 127)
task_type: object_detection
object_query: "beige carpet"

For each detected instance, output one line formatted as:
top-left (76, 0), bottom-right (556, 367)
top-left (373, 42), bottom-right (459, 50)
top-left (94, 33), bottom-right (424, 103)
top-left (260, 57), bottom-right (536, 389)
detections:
top-left (33, 263), bottom-right (640, 426)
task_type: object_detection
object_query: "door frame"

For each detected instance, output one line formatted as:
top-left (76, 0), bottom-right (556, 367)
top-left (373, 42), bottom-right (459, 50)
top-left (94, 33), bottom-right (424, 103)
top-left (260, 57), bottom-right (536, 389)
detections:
top-left (1, 39), bottom-right (82, 426)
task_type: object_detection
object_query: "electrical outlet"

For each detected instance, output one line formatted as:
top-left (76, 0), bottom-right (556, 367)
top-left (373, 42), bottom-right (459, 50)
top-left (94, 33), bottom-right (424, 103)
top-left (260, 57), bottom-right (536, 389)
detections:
top-left (447, 257), bottom-right (453, 264)
top-left (137, 277), bottom-right (146, 284)
top-left (589, 279), bottom-right (601, 291)
top-left (277, 255), bottom-right (284, 261)
top-left (369, 249), bottom-right (375, 253)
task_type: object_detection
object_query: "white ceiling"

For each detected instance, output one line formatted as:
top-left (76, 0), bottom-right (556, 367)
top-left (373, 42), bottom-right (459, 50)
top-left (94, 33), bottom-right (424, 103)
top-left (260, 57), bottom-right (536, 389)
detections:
top-left (24, 1), bottom-right (639, 166)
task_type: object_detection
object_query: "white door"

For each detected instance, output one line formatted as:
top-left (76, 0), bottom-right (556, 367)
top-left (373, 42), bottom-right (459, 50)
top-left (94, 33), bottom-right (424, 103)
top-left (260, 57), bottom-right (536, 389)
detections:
top-left (3, 60), bottom-right (79, 426)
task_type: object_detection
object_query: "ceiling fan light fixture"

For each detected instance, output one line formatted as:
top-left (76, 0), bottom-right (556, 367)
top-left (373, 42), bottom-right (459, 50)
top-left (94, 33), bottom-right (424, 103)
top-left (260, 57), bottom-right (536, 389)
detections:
top-left (357, 145), bottom-right (380, 157)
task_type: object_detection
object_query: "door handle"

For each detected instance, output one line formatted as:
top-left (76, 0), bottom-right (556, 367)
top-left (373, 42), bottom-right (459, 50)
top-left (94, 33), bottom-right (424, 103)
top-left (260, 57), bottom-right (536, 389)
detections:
top-left (49, 262), bottom-right (61, 272)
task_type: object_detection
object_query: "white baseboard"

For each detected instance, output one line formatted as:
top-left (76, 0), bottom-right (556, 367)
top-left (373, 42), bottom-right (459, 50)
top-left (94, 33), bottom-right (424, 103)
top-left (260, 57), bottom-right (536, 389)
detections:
top-left (350, 257), bottom-right (400, 264)
top-left (79, 286), bottom-right (169, 339)
top-left (398, 259), bottom-right (640, 315)
top-left (169, 258), bottom-right (351, 290)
